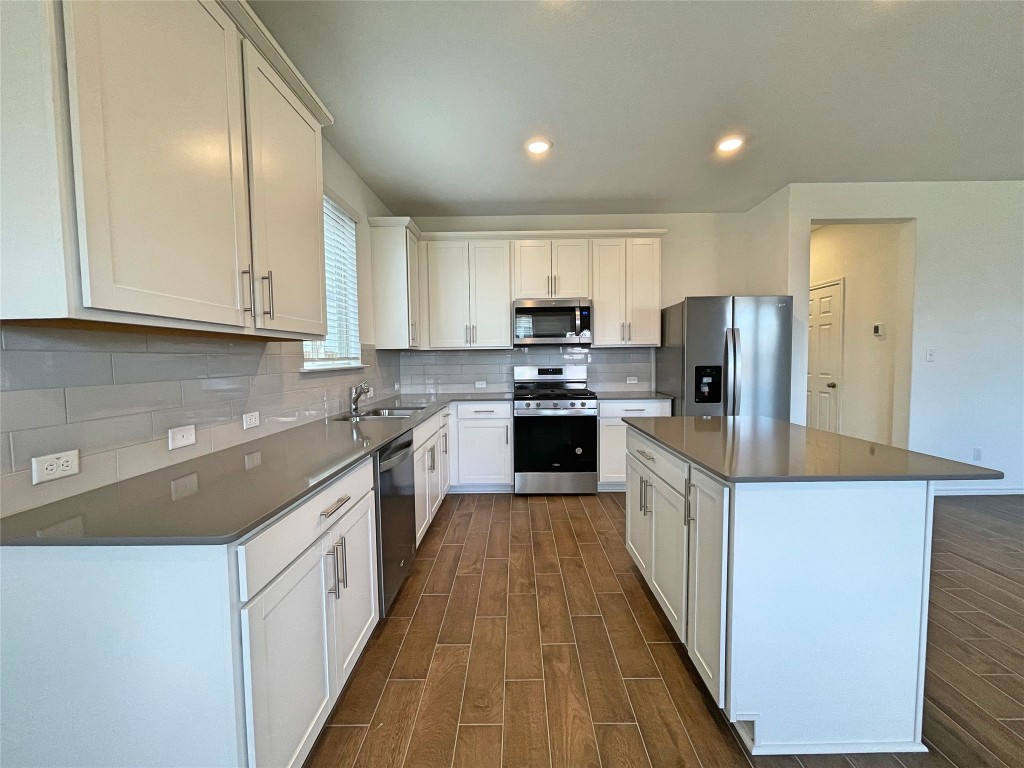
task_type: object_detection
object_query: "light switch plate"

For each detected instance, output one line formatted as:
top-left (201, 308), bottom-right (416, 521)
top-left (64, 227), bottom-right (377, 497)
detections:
top-left (626, 376), bottom-right (638, 384)
top-left (170, 472), bottom-right (199, 500)
top-left (30, 449), bottom-right (80, 485)
top-left (475, 381), bottom-right (486, 388)
top-left (168, 424), bottom-right (196, 450)
top-left (925, 348), bottom-right (937, 363)
top-left (242, 411), bottom-right (260, 430)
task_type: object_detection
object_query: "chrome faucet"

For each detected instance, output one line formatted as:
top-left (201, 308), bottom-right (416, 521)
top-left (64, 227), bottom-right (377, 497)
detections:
top-left (350, 380), bottom-right (371, 414)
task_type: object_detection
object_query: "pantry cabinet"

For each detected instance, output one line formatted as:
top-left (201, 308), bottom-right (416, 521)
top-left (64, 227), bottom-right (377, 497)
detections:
top-left (592, 238), bottom-right (661, 346)
top-left (426, 240), bottom-right (511, 348)
top-left (513, 239), bottom-right (590, 299)
top-left (1, 0), bottom-right (332, 338)
top-left (370, 218), bottom-right (422, 349)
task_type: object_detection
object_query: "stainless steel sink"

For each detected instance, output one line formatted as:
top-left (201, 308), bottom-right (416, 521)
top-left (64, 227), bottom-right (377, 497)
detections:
top-left (333, 407), bottom-right (426, 422)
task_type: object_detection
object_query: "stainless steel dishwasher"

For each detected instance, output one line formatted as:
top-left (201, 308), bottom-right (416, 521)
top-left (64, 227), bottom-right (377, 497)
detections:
top-left (375, 433), bottom-right (416, 615)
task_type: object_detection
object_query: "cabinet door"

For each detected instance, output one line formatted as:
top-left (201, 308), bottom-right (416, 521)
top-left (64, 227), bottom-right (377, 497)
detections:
top-left (625, 238), bottom-right (661, 346)
top-left (551, 239), bottom-right (591, 298)
top-left (686, 468), bottom-right (730, 706)
top-left (241, 534), bottom-right (335, 768)
top-left (407, 230), bottom-right (420, 348)
top-left (457, 420), bottom-right (512, 484)
top-left (649, 474), bottom-right (688, 639)
top-left (331, 493), bottom-right (379, 683)
top-left (599, 419), bottom-right (628, 483)
top-left (470, 240), bottom-right (511, 347)
top-left (591, 239), bottom-right (627, 346)
top-left (64, 0), bottom-right (252, 327)
top-left (513, 240), bottom-right (553, 298)
top-left (439, 424), bottom-right (451, 497)
top-left (414, 443), bottom-right (430, 544)
top-left (245, 41), bottom-right (326, 336)
top-left (427, 241), bottom-right (471, 348)
top-left (428, 441), bottom-right (443, 518)
top-left (625, 456), bottom-right (653, 575)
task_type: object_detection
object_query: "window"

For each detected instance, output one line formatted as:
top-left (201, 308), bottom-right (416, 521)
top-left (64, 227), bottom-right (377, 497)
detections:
top-left (303, 195), bottom-right (361, 369)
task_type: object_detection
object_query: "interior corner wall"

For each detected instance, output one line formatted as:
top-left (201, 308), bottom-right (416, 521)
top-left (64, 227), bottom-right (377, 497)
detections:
top-left (784, 182), bottom-right (1024, 494)
top-left (320, 140), bottom-right (393, 346)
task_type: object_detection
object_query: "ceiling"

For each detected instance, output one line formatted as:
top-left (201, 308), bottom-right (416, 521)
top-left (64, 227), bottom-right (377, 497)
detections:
top-left (250, 1), bottom-right (1024, 216)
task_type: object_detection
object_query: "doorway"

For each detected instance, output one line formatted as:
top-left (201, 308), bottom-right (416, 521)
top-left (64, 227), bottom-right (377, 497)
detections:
top-left (807, 221), bottom-right (916, 445)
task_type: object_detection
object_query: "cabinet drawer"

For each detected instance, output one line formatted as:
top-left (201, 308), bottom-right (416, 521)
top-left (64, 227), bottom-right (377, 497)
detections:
top-left (238, 458), bottom-right (374, 602)
top-left (599, 400), bottom-right (671, 419)
top-left (626, 429), bottom-right (689, 491)
top-left (413, 411), bottom-right (443, 449)
top-left (455, 402), bottom-right (512, 419)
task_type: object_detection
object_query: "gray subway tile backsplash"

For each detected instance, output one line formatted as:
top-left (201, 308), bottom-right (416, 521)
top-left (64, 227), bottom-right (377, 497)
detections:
top-left (0, 388), bottom-right (68, 431)
top-left (0, 351), bottom-right (114, 390)
top-left (65, 381), bottom-right (182, 423)
top-left (181, 376), bottom-right (252, 406)
top-left (112, 353), bottom-right (209, 384)
top-left (10, 413), bottom-right (154, 471)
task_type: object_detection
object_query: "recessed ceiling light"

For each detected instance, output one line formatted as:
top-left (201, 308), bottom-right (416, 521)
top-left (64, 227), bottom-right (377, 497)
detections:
top-left (716, 134), bottom-right (745, 155)
top-left (526, 137), bottom-right (552, 155)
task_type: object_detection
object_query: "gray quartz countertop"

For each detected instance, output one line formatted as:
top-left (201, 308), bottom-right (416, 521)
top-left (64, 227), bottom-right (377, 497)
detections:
top-left (0, 395), bottom-right (508, 547)
top-left (623, 416), bottom-right (1004, 484)
top-left (595, 391), bottom-right (672, 400)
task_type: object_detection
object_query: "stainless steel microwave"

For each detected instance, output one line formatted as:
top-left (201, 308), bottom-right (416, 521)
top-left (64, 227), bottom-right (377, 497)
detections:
top-left (512, 299), bottom-right (592, 346)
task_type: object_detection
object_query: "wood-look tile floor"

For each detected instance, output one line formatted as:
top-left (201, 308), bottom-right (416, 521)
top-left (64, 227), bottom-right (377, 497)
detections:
top-left (309, 493), bottom-right (1024, 768)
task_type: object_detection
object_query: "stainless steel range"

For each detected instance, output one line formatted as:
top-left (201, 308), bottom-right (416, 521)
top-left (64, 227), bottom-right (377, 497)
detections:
top-left (513, 365), bottom-right (598, 494)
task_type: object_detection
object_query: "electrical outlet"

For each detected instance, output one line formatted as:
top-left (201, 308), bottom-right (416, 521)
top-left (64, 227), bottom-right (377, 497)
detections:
top-left (242, 411), bottom-right (260, 430)
top-left (475, 381), bottom-right (486, 388)
top-left (366, 386), bottom-right (374, 399)
top-left (626, 376), bottom-right (638, 384)
top-left (394, 382), bottom-right (400, 391)
top-left (245, 451), bottom-right (262, 471)
top-left (30, 449), bottom-right (80, 485)
top-left (170, 472), bottom-right (199, 500)
top-left (168, 424), bottom-right (196, 450)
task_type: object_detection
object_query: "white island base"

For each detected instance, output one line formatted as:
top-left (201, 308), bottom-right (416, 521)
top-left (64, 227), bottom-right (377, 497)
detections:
top-left (618, 420), bottom-right (988, 757)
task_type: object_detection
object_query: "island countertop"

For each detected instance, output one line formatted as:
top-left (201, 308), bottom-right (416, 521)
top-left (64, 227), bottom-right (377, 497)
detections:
top-left (623, 416), bottom-right (1003, 484)
top-left (0, 395), bottom-right (505, 547)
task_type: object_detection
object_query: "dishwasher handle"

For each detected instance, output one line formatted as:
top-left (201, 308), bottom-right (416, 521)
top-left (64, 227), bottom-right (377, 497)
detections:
top-left (378, 436), bottom-right (414, 471)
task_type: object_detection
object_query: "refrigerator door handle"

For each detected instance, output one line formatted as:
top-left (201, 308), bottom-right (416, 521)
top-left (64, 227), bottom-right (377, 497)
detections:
top-left (724, 328), bottom-right (735, 416)
top-left (732, 327), bottom-right (742, 415)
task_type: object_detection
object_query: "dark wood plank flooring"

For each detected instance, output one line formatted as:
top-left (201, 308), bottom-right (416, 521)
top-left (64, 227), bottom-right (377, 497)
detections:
top-left (310, 493), bottom-right (1024, 768)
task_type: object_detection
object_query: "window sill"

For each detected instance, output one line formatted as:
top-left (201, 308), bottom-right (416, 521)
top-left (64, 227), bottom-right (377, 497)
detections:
top-left (300, 362), bottom-right (365, 373)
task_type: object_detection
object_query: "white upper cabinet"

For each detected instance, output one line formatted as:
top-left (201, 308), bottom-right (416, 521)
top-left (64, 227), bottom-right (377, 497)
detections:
top-left (551, 239), bottom-right (591, 298)
top-left (370, 218), bottom-right (421, 349)
top-left (592, 237), bottom-right (661, 346)
top-left (513, 240), bottom-right (552, 298)
top-left (427, 240), bottom-right (472, 348)
top-left (244, 41), bottom-right (326, 336)
top-left (513, 239), bottom-right (590, 299)
top-left (63, 0), bottom-right (252, 327)
top-left (469, 240), bottom-right (512, 347)
top-left (426, 240), bottom-right (511, 349)
top-left (1, 0), bottom-right (333, 338)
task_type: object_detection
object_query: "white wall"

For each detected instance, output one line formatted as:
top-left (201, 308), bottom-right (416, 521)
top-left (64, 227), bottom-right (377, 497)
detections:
top-left (809, 223), bottom-right (914, 446)
top-left (321, 141), bottom-right (392, 345)
top-left (785, 182), bottom-right (1024, 493)
top-left (412, 212), bottom-right (748, 307)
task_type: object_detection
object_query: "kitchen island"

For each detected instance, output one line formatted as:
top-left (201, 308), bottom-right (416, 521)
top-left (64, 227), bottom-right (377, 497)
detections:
top-left (621, 415), bottom-right (1002, 757)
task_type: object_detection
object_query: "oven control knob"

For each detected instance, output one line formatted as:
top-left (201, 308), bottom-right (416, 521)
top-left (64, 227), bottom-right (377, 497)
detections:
top-left (570, 402), bottom-right (576, 407)
top-left (524, 402), bottom-right (530, 408)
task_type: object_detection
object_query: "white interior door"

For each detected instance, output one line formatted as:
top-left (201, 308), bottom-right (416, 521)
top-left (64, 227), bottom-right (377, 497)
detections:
top-left (64, 0), bottom-right (252, 327)
top-left (807, 281), bottom-right (845, 432)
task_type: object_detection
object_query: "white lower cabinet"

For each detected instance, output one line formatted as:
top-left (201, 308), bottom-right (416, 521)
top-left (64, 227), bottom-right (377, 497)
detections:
top-left (626, 431), bottom-right (727, 702)
top-left (452, 403), bottom-right (512, 486)
top-left (414, 441), bottom-right (431, 544)
top-left (440, 420), bottom-right (451, 497)
top-left (599, 400), bottom-right (671, 485)
top-left (413, 409), bottom-right (449, 546)
top-left (329, 492), bottom-right (379, 683)
top-left (241, 532), bottom-right (336, 768)
top-left (685, 466), bottom-right (729, 706)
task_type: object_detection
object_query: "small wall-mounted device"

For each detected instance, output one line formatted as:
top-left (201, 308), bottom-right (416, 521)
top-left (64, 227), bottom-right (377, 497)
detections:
top-left (873, 323), bottom-right (885, 338)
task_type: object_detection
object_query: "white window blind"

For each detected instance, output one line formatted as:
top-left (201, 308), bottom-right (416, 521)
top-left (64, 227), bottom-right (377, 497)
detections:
top-left (303, 196), bottom-right (361, 369)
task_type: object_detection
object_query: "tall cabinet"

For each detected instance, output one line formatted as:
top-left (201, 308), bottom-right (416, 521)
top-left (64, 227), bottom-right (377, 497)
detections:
top-left (592, 238), bottom-right (662, 346)
top-left (370, 217), bottom-right (422, 349)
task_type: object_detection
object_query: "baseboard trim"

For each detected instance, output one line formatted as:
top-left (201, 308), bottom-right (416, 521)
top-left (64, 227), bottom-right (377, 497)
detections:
top-left (933, 487), bottom-right (1023, 496)
top-left (448, 484), bottom-right (514, 494)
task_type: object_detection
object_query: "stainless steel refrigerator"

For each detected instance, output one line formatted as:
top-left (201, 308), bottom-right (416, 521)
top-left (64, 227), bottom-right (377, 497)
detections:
top-left (656, 296), bottom-right (793, 419)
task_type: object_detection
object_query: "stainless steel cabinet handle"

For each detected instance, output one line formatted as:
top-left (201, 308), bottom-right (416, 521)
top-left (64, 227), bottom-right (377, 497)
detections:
top-left (474, 409), bottom-right (495, 414)
top-left (241, 269), bottom-right (256, 318)
top-left (321, 495), bottom-right (351, 518)
top-left (339, 538), bottom-right (348, 590)
top-left (554, 275), bottom-right (558, 295)
top-left (546, 275), bottom-right (551, 296)
top-left (639, 477), bottom-right (647, 516)
top-left (627, 322), bottom-right (632, 342)
top-left (636, 449), bottom-right (655, 462)
top-left (428, 446), bottom-right (435, 472)
top-left (686, 482), bottom-right (696, 524)
top-left (472, 325), bottom-right (477, 344)
top-left (620, 323), bottom-right (625, 342)
top-left (326, 546), bottom-right (342, 599)
top-left (410, 321), bottom-right (416, 342)
top-left (261, 271), bottom-right (275, 320)
top-left (465, 325), bottom-right (470, 344)
top-left (624, 408), bottom-right (646, 413)
top-left (442, 432), bottom-right (448, 454)
top-left (505, 424), bottom-right (509, 444)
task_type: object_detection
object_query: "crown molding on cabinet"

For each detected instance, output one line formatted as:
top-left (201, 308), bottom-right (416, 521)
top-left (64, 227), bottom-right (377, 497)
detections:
top-left (368, 217), bottom-right (422, 239)
top-left (216, 0), bottom-right (334, 127)
top-left (416, 229), bottom-right (668, 241)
